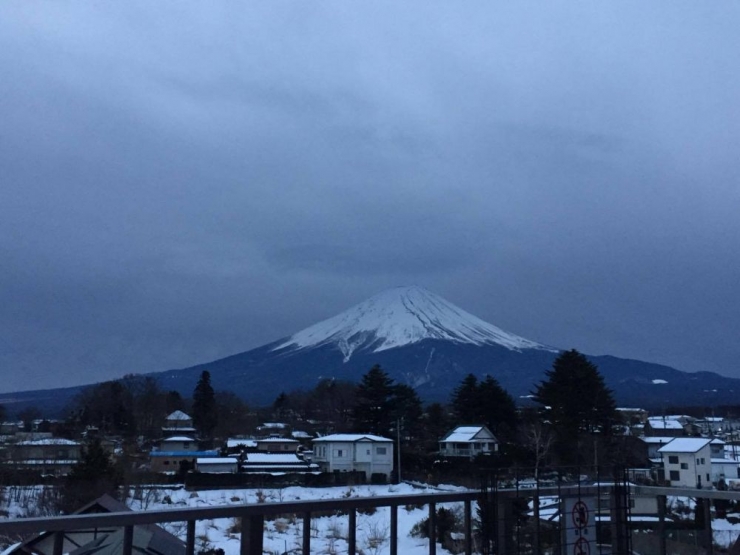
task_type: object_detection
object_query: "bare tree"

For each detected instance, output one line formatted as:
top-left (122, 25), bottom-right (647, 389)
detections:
top-left (521, 421), bottom-right (554, 479)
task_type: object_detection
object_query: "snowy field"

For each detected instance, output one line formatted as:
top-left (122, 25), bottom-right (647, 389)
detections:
top-left (2, 483), bottom-right (469, 555)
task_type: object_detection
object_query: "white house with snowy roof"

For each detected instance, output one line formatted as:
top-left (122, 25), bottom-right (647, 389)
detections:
top-left (312, 434), bottom-right (393, 480)
top-left (659, 438), bottom-right (711, 488)
top-left (439, 426), bottom-right (498, 459)
top-left (162, 410), bottom-right (196, 434)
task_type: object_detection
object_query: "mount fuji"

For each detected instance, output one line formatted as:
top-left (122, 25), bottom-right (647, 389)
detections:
top-left (109, 286), bottom-right (740, 407)
top-left (2, 286), bottom-right (739, 413)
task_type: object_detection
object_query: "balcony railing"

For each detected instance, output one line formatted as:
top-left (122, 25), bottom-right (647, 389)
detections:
top-left (1, 484), bottom-right (736, 555)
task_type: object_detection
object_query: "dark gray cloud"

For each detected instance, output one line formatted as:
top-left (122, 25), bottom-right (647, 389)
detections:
top-left (1, 2), bottom-right (739, 395)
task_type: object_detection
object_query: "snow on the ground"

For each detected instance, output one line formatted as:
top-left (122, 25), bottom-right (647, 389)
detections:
top-left (128, 483), bottom-right (467, 555)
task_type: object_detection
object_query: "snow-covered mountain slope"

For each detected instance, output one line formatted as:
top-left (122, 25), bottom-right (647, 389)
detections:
top-left (275, 285), bottom-right (554, 361)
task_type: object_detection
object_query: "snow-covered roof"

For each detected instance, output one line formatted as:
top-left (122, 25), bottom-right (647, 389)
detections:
top-left (273, 286), bottom-right (554, 361)
top-left (658, 438), bottom-right (711, 453)
top-left (227, 439), bottom-right (257, 448)
top-left (260, 422), bottom-right (287, 429)
top-left (711, 439), bottom-right (726, 445)
top-left (196, 457), bottom-right (237, 464)
top-left (245, 453), bottom-right (304, 463)
top-left (291, 431), bottom-right (312, 439)
top-left (166, 410), bottom-right (191, 420)
top-left (647, 420), bottom-right (684, 430)
top-left (313, 434), bottom-right (392, 443)
top-left (642, 437), bottom-right (676, 444)
top-left (151, 450), bottom-right (218, 457)
top-left (16, 438), bottom-right (79, 446)
top-left (711, 458), bottom-right (737, 465)
top-left (441, 426), bottom-right (496, 443)
top-left (162, 436), bottom-right (195, 442)
top-left (257, 437), bottom-right (298, 443)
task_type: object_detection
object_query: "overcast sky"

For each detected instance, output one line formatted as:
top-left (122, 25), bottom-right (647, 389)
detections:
top-left (1, 2), bottom-right (739, 394)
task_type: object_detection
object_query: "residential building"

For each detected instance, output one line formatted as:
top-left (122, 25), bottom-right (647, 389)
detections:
top-left (312, 434), bottom-right (394, 480)
top-left (439, 426), bottom-right (499, 458)
top-left (645, 418), bottom-right (685, 437)
top-left (162, 411), bottom-right (196, 435)
top-left (1, 438), bottom-right (82, 475)
top-left (659, 438), bottom-right (712, 488)
top-left (256, 438), bottom-right (299, 452)
top-left (159, 436), bottom-right (197, 452)
top-left (196, 457), bottom-right (238, 474)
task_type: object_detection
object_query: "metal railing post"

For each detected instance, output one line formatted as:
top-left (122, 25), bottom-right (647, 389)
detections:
top-left (428, 502), bottom-right (437, 555)
top-left (464, 499), bottom-right (472, 555)
top-left (302, 512), bottom-right (311, 555)
top-left (186, 520), bottom-right (195, 555)
top-left (240, 515), bottom-right (263, 555)
top-left (700, 498), bottom-right (714, 555)
top-left (123, 525), bottom-right (133, 555)
top-left (390, 504), bottom-right (398, 555)
top-left (348, 508), bottom-right (356, 555)
top-left (53, 531), bottom-right (64, 555)
top-left (657, 495), bottom-right (667, 555)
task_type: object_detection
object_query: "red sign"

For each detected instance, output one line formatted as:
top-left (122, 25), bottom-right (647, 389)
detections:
top-left (572, 500), bottom-right (589, 529)
top-left (574, 537), bottom-right (590, 555)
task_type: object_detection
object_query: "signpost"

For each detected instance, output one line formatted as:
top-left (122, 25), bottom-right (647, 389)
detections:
top-left (563, 496), bottom-right (595, 555)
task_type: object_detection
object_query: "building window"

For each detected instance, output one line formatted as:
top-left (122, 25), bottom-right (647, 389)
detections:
top-left (367, 449), bottom-right (371, 455)
top-left (333, 449), bottom-right (344, 458)
top-left (700, 458), bottom-right (705, 465)
top-left (183, 442), bottom-right (190, 448)
top-left (669, 470), bottom-right (680, 481)
top-left (680, 463), bottom-right (688, 470)
top-left (668, 456), bottom-right (679, 464)
top-left (376, 447), bottom-right (387, 455)
top-left (164, 461), bottom-right (170, 466)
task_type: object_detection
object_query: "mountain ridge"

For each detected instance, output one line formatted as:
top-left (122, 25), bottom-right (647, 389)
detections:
top-left (1, 286), bottom-right (738, 414)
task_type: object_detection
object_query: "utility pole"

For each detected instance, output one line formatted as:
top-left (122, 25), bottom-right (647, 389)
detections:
top-left (396, 418), bottom-right (402, 484)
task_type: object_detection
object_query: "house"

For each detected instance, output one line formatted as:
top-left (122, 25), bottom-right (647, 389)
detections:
top-left (711, 439), bottom-right (726, 458)
top-left (439, 426), bottom-right (499, 458)
top-left (241, 453), bottom-right (320, 474)
top-left (256, 438), bottom-right (300, 452)
top-left (196, 457), bottom-right (238, 474)
top-left (159, 436), bottom-right (198, 452)
top-left (642, 437), bottom-right (677, 461)
top-left (659, 438), bottom-right (712, 488)
top-left (151, 437), bottom-right (216, 473)
top-left (645, 418), bottom-right (685, 437)
top-left (1, 438), bottom-right (82, 475)
top-left (162, 411), bottom-right (196, 435)
top-left (711, 458), bottom-right (739, 484)
top-left (5, 494), bottom-right (184, 555)
top-left (225, 438), bottom-right (258, 455)
top-left (150, 449), bottom-right (219, 473)
top-left (312, 434), bottom-right (394, 480)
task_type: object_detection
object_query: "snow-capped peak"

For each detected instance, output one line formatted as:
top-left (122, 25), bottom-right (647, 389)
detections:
top-left (275, 286), bottom-right (551, 361)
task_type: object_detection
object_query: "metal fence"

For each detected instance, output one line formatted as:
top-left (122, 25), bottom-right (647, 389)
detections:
top-left (1, 473), bottom-right (739, 554)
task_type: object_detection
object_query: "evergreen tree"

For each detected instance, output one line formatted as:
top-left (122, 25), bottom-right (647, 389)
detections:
top-left (60, 438), bottom-right (122, 513)
top-left (532, 349), bottom-right (617, 463)
top-left (391, 383), bottom-right (423, 438)
top-left (353, 365), bottom-right (396, 436)
top-left (478, 375), bottom-right (518, 441)
top-left (451, 374), bottom-right (481, 423)
top-left (192, 371), bottom-right (217, 439)
top-left (450, 374), bottom-right (518, 440)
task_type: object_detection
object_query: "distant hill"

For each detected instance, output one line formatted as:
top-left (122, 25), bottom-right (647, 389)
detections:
top-left (2, 286), bottom-right (737, 415)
